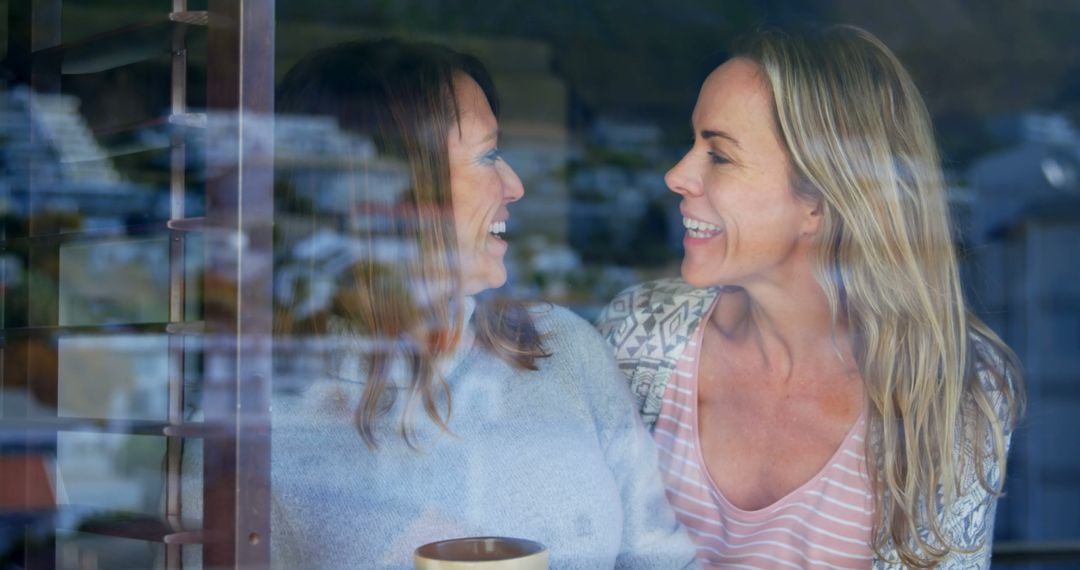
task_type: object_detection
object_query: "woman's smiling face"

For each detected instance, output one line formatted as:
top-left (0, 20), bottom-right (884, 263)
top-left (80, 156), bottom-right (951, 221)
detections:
top-left (665, 57), bottom-right (822, 289)
top-left (448, 75), bottom-right (525, 295)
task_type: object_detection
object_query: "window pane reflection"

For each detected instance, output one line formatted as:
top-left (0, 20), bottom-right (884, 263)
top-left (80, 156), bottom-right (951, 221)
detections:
top-left (1, 1), bottom-right (1078, 568)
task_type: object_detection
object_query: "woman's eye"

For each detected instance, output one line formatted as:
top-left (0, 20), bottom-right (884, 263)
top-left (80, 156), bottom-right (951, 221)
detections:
top-left (483, 149), bottom-right (502, 163)
top-left (708, 151), bottom-right (730, 165)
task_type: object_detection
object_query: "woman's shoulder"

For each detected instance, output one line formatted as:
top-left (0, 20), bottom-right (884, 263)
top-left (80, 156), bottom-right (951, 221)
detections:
top-left (524, 303), bottom-right (634, 397)
top-left (968, 329), bottom-right (1021, 384)
top-left (595, 277), bottom-right (717, 351)
top-left (966, 327), bottom-right (1023, 431)
top-left (527, 302), bottom-right (610, 352)
top-left (599, 277), bottom-right (711, 317)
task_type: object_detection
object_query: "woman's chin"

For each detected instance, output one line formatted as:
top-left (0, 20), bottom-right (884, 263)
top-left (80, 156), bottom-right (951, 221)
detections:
top-left (681, 263), bottom-right (722, 289)
top-left (462, 268), bottom-right (507, 296)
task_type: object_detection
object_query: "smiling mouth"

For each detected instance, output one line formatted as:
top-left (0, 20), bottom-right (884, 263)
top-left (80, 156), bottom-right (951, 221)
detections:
top-left (488, 221), bottom-right (507, 238)
top-left (683, 216), bottom-right (723, 238)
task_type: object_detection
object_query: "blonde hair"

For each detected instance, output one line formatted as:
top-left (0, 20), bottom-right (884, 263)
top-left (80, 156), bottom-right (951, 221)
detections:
top-left (737, 26), bottom-right (1023, 566)
top-left (276, 40), bottom-right (547, 449)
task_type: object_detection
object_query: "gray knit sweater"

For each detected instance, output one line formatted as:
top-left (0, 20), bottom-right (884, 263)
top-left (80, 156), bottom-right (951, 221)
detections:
top-left (185, 302), bottom-right (698, 569)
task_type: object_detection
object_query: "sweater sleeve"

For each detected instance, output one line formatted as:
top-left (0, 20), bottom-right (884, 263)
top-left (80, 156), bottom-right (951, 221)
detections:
top-left (874, 339), bottom-right (1019, 570)
top-left (594, 284), bottom-right (635, 349)
top-left (873, 431), bottom-right (1009, 570)
top-left (934, 370), bottom-right (1017, 569)
top-left (594, 282), bottom-right (664, 430)
top-left (562, 309), bottom-right (699, 569)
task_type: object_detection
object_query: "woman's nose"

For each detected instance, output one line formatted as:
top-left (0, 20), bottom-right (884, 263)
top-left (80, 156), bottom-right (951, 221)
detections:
top-left (501, 161), bottom-right (525, 202)
top-left (665, 153), bottom-right (699, 197)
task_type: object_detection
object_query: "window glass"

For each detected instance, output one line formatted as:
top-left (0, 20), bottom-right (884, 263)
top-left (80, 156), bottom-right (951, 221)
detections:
top-left (1, 1), bottom-right (1078, 568)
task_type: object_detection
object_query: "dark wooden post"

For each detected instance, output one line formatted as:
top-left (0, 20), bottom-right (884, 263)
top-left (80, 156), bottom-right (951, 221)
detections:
top-left (4, 3), bottom-right (61, 570)
top-left (201, 0), bottom-right (274, 568)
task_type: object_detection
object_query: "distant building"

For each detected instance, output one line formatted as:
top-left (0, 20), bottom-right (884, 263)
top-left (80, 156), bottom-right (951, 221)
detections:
top-left (966, 112), bottom-right (1080, 542)
top-left (590, 116), bottom-right (664, 161)
top-left (969, 115), bottom-right (1080, 240)
top-left (274, 112), bottom-right (412, 235)
top-left (0, 87), bottom-right (160, 228)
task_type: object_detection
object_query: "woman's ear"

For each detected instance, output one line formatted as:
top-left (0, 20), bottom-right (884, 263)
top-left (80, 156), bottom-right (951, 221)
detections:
top-left (801, 197), bottom-right (825, 237)
top-left (791, 172), bottom-right (824, 237)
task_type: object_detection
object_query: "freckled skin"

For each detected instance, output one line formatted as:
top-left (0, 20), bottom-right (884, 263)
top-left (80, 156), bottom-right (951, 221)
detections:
top-left (666, 58), bottom-right (820, 292)
top-left (666, 58), bottom-right (865, 511)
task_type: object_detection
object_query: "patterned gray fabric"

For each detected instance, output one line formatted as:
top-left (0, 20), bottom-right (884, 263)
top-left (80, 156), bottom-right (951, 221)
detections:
top-left (595, 278), bottom-right (719, 431)
top-left (595, 277), bottom-right (1011, 569)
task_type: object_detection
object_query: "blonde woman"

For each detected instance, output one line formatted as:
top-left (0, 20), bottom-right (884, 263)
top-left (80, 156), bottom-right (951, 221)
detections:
top-left (596, 26), bottom-right (1022, 568)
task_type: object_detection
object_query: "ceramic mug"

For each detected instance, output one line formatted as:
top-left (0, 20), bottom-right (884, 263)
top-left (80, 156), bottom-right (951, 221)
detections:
top-left (414, 537), bottom-right (548, 570)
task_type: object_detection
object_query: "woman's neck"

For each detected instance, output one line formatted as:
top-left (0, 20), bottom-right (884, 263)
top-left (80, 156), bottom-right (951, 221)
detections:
top-left (710, 271), bottom-right (853, 379)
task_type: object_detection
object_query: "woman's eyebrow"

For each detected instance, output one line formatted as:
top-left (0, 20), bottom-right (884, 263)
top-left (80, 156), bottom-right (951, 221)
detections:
top-left (701, 129), bottom-right (742, 150)
top-left (464, 128), bottom-right (499, 148)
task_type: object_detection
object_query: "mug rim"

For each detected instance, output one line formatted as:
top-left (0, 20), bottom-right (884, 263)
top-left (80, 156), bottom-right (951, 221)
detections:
top-left (415, 536), bottom-right (547, 562)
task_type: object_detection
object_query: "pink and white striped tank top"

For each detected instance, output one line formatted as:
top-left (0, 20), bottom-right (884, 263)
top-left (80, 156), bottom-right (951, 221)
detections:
top-left (654, 308), bottom-right (875, 569)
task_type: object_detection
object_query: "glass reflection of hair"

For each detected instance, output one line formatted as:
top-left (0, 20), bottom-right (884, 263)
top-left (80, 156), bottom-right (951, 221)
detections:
top-left (738, 27), bottom-right (1023, 566)
top-left (275, 40), bottom-right (546, 448)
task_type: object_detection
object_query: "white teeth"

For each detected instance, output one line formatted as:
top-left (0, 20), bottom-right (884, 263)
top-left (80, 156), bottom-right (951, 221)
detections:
top-left (488, 221), bottom-right (506, 235)
top-left (682, 217), bottom-right (722, 235)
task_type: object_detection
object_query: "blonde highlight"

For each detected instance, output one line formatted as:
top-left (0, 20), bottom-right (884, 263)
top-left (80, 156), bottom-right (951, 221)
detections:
top-left (737, 26), bottom-right (1023, 566)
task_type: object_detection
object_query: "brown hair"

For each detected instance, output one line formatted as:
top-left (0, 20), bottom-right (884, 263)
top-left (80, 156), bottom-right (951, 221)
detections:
top-left (276, 39), bottom-right (547, 449)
